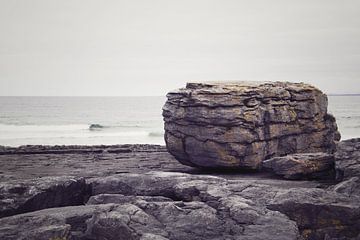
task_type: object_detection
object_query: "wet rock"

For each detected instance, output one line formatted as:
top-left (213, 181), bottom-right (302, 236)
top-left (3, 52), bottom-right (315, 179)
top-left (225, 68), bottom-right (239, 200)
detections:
top-left (89, 123), bottom-right (105, 131)
top-left (163, 81), bottom-right (340, 169)
top-left (262, 153), bottom-right (335, 180)
top-left (0, 176), bottom-right (89, 218)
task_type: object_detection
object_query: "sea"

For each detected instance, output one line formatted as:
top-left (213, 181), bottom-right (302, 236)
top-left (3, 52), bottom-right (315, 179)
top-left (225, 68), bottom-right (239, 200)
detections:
top-left (0, 96), bottom-right (359, 147)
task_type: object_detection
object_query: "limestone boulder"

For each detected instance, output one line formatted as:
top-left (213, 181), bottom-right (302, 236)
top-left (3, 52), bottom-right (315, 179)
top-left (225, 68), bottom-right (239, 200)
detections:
top-left (163, 81), bottom-right (340, 169)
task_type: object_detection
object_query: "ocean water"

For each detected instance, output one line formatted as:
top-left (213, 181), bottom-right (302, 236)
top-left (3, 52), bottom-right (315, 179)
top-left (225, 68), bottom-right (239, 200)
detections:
top-left (0, 96), bottom-right (359, 147)
top-left (0, 97), bottom-right (166, 146)
top-left (328, 95), bottom-right (360, 140)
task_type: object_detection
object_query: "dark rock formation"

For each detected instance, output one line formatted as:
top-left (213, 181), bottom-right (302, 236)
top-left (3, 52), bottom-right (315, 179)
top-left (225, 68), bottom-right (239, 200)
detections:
top-left (335, 138), bottom-right (360, 180)
top-left (163, 81), bottom-right (340, 169)
top-left (0, 204), bottom-right (114, 240)
top-left (89, 123), bottom-right (105, 130)
top-left (0, 176), bottom-right (89, 218)
top-left (2, 170), bottom-right (359, 240)
top-left (0, 173), bottom-right (302, 240)
top-left (262, 153), bottom-right (335, 180)
top-left (266, 186), bottom-right (360, 239)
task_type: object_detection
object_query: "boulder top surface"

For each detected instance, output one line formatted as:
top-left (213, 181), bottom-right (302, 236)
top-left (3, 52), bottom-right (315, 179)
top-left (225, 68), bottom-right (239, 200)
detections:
top-left (172, 81), bottom-right (322, 93)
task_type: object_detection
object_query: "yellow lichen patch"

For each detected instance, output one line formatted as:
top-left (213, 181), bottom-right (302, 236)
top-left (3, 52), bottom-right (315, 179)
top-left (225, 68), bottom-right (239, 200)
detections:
top-left (332, 219), bottom-right (345, 231)
top-left (288, 109), bottom-right (298, 121)
top-left (304, 161), bottom-right (322, 172)
top-left (301, 229), bottom-right (313, 240)
top-left (207, 141), bottom-right (239, 166)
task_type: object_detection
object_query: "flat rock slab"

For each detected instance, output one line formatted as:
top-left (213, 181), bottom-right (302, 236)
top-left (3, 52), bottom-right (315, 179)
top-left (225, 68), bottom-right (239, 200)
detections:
top-left (262, 152), bottom-right (335, 180)
top-left (0, 144), bottom-right (192, 182)
top-left (163, 81), bottom-right (340, 169)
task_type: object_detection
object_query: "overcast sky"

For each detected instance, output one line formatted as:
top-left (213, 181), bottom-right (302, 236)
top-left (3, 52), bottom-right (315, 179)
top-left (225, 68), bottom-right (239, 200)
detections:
top-left (0, 0), bottom-right (359, 96)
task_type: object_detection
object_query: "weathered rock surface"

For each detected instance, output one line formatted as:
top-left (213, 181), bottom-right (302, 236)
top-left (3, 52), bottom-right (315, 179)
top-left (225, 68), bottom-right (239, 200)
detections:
top-left (0, 204), bottom-right (114, 240)
top-left (0, 140), bottom-right (359, 240)
top-left (163, 81), bottom-right (340, 169)
top-left (0, 176), bottom-right (89, 218)
top-left (266, 186), bottom-right (360, 239)
top-left (335, 138), bottom-right (360, 180)
top-left (0, 173), bottom-right (302, 240)
top-left (2, 171), bottom-right (359, 240)
top-left (262, 153), bottom-right (335, 180)
top-left (88, 171), bottom-right (360, 240)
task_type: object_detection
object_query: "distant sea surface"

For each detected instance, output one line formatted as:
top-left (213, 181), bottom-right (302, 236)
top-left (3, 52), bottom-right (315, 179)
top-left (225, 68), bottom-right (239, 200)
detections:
top-left (0, 96), bottom-right (359, 147)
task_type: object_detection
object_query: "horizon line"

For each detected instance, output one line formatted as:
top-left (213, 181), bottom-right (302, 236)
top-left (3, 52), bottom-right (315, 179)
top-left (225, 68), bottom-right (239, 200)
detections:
top-left (1, 94), bottom-right (360, 97)
top-left (0, 95), bottom-right (165, 97)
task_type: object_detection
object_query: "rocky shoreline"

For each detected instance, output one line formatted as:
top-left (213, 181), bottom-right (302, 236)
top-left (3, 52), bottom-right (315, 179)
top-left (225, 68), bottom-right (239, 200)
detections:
top-left (0, 139), bottom-right (359, 240)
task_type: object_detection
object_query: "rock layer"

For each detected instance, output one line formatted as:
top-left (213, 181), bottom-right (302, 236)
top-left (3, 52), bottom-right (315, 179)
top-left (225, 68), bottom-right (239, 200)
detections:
top-left (163, 81), bottom-right (340, 169)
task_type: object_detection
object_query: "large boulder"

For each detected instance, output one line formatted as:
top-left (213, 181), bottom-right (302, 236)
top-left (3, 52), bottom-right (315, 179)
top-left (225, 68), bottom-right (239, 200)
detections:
top-left (163, 81), bottom-right (340, 169)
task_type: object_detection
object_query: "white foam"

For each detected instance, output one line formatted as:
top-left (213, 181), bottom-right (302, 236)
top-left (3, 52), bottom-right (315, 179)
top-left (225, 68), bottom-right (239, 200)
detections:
top-left (0, 123), bottom-right (90, 132)
top-left (0, 123), bottom-right (165, 146)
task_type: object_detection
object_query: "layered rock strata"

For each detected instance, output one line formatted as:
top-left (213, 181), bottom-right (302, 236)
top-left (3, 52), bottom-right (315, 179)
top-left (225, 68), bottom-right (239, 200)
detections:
top-left (163, 81), bottom-right (340, 169)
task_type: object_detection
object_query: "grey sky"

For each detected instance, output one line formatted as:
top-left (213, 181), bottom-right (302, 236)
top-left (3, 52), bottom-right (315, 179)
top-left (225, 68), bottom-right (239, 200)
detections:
top-left (0, 0), bottom-right (359, 96)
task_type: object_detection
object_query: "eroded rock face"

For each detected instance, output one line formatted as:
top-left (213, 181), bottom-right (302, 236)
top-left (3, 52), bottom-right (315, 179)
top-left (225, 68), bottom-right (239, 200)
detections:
top-left (163, 81), bottom-right (341, 169)
top-left (0, 176), bottom-right (89, 218)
